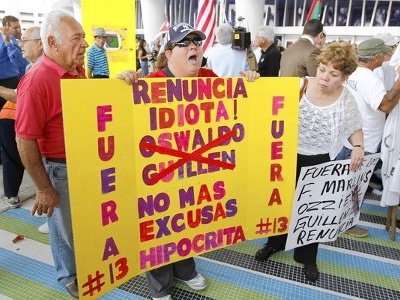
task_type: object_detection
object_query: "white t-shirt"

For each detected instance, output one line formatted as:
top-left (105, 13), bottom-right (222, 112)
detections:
top-left (344, 67), bottom-right (387, 153)
top-left (373, 61), bottom-right (397, 91)
top-left (298, 87), bottom-right (362, 159)
top-left (205, 43), bottom-right (249, 77)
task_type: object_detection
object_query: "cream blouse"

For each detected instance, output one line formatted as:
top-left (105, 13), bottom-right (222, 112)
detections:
top-left (298, 86), bottom-right (363, 159)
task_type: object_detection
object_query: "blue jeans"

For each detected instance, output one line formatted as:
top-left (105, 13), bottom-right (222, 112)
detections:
top-left (45, 160), bottom-right (76, 285)
top-left (335, 146), bottom-right (352, 160)
top-left (335, 146), bottom-right (373, 160)
top-left (140, 61), bottom-right (149, 76)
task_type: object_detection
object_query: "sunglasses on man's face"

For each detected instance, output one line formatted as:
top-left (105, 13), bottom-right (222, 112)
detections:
top-left (174, 38), bottom-right (203, 48)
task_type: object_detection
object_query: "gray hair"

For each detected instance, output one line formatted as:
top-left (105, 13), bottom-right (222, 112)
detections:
top-left (215, 23), bottom-right (233, 45)
top-left (358, 55), bottom-right (377, 62)
top-left (24, 26), bottom-right (41, 40)
top-left (40, 10), bottom-right (75, 52)
top-left (257, 26), bottom-right (275, 43)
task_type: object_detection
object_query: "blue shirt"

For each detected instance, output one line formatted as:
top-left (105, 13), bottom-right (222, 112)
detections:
top-left (87, 44), bottom-right (109, 76)
top-left (0, 35), bottom-right (19, 80)
top-left (0, 35), bottom-right (29, 80)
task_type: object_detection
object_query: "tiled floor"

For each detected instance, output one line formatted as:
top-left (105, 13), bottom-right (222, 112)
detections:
top-left (0, 171), bottom-right (399, 300)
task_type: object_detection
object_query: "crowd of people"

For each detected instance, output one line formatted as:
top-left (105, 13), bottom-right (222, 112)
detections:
top-left (1, 8), bottom-right (399, 300)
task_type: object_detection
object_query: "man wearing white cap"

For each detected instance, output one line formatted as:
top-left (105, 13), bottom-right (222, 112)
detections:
top-left (373, 32), bottom-right (399, 91)
top-left (87, 27), bottom-right (109, 78)
top-left (370, 33), bottom-right (400, 196)
top-left (336, 38), bottom-right (400, 238)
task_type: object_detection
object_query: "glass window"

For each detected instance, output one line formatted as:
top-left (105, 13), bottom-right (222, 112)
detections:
top-left (284, 0), bottom-right (295, 26)
top-left (373, 1), bottom-right (389, 26)
top-left (350, 0), bottom-right (364, 26)
top-left (295, 1), bottom-right (305, 27)
top-left (323, 0), bottom-right (335, 26)
top-left (364, 0), bottom-right (375, 26)
top-left (389, 1), bottom-right (400, 26)
top-left (337, 0), bottom-right (349, 26)
top-left (265, 5), bottom-right (276, 26)
top-left (275, 0), bottom-right (287, 27)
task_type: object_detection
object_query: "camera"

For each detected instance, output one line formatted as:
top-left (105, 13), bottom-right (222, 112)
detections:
top-left (148, 49), bottom-right (159, 62)
top-left (232, 16), bottom-right (251, 50)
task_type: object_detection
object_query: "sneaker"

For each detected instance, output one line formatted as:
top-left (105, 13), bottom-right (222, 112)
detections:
top-left (34, 212), bottom-right (47, 218)
top-left (372, 189), bottom-right (383, 196)
top-left (153, 296), bottom-right (172, 300)
top-left (183, 273), bottom-right (207, 291)
top-left (38, 222), bottom-right (49, 234)
top-left (0, 195), bottom-right (21, 208)
top-left (344, 226), bottom-right (368, 238)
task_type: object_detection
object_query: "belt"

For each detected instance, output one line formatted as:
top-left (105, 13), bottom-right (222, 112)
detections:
top-left (45, 157), bottom-right (66, 164)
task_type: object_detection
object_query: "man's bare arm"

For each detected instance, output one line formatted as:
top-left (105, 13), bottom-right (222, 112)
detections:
top-left (379, 67), bottom-right (400, 113)
top-left (16, 137), bottom-right (58, 217)
top-left (0, 86), bottom-right (17, 103)
top-left (87, 67), bottom-right (93, 78)
top-left (379, 87), bottom-right (400, 113)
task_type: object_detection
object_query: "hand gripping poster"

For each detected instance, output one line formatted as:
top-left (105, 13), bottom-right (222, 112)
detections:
top-left (61, 76), bottom-right (299, 298)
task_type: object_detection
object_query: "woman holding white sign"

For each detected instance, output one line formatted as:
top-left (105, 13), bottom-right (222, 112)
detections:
top-left (255, 41), bottom-right (364, 282)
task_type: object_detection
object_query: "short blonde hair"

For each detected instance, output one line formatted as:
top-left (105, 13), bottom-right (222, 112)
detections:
top-left (316, 41), bottom-right (358, 76)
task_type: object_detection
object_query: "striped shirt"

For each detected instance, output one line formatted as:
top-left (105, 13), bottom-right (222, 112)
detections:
top-left (87, 44), bottom-right (109, 76)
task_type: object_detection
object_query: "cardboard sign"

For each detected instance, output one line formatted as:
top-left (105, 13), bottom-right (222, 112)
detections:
top-left (285, 154), bottom-right (380, 250)
top-left (61, 77), bottom-right (299, 298)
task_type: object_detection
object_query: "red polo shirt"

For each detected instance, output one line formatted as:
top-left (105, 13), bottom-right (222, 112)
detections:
top-left (15, 54), bottom-right (86, 158)
top-left (147, 68), bottom-right (218, 78)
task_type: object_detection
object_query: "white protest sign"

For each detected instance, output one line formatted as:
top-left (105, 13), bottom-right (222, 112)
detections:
top-left (285, 154), bottom-right (380, 250)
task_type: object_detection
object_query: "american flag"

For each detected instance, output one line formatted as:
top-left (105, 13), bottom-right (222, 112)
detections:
top-left (195, 0), bottom-right (216, 53)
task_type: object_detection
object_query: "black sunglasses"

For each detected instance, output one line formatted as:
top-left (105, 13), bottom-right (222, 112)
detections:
top-left (174, 38), bottom-right (203, 48)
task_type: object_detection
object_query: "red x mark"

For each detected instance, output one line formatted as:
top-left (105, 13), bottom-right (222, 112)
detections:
top-left (140, 129), bottom-right (237, 184)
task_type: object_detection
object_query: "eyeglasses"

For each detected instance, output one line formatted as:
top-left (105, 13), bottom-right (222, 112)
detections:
top-left (20, 39), bottom-right (41, 44)
top-left (174, 38), bottom-right (203, 48)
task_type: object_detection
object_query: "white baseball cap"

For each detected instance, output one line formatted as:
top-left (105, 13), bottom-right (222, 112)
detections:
top-left (374, 32), bottom-right (399, 46)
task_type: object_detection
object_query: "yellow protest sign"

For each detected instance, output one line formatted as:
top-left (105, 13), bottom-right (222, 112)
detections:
top-left (61, 77), bottom-right (299, 298)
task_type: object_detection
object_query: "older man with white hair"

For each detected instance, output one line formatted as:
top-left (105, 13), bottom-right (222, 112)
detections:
top-left (0, 26), bottom-right (43, 211)
top-left (15, 10), bottom-right (88, 298)
top-left (205, 23), bottom-right (249, 77)
top-left (336, 38), bottom-right (400, 238)
top-left (254, 25), bottom-right (281, 77)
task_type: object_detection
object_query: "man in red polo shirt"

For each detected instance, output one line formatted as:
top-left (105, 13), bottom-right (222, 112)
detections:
top-left (15, 10), bottom-right (88, 298)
